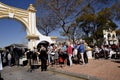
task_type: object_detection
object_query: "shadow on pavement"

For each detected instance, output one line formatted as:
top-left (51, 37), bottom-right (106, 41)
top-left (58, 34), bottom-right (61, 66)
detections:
top-left (111, 60), bottom-right (120, 68)
top-left (111, 60), bottom-right (120, 63)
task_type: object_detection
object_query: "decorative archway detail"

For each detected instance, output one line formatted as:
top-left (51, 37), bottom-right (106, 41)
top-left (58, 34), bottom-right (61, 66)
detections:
top-left (0, 2), bottom-right (54, 50)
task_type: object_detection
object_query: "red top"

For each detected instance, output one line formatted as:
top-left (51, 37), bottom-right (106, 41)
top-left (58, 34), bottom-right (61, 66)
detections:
top-left (67, 45), bottom-right (73, 55)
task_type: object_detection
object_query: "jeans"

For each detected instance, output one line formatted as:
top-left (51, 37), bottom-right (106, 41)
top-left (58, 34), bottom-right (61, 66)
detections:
top-left (8, 60), bottom-right (11, 67)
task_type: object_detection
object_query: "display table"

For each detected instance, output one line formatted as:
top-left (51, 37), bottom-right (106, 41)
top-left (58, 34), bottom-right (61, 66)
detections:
top-left (19, 57), bottom-right (28, 66)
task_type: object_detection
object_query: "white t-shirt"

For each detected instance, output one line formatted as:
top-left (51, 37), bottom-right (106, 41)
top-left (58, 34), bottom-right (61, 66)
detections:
top-left (7, 53), bottom-right (12, 60)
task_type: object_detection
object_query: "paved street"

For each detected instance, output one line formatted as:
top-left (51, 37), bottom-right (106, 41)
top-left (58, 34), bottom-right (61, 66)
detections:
top-left (1, 66), bottom-right (84, 80)
top-left (50, 59), bottom-right (120, 80)
top-left (1, 59), bottom-right (120, 80)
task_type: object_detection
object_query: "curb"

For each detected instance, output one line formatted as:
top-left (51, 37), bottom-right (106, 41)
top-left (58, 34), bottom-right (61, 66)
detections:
top-left (48, 67), bottom-right (102, 80)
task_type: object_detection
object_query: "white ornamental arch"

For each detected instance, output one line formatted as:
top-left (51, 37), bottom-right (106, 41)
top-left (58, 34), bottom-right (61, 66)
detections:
top-left (0, 2), bottom-right (54, 50)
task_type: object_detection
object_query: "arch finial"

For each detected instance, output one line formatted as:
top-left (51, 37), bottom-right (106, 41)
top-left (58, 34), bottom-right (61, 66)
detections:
top-left (27, 4), bottom-right (36, 12)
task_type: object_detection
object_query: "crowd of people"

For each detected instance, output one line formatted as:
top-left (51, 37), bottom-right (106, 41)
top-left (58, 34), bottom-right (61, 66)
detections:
top-left (0, 47), bottom-right (26, 67)
top-left (24, 40), bottom-right (87, 72)
top-left (93, 44), bottom-right (120, 59)
top-left (0, 39), bottom-right (120, 72)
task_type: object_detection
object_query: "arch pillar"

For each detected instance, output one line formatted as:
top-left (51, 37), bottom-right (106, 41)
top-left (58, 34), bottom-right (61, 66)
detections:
top-left (26, 4), bottom-right (39, 50)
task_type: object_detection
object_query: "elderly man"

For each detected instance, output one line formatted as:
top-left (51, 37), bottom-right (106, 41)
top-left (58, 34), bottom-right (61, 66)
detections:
top-left (78, 40), bottom-right (85, 64)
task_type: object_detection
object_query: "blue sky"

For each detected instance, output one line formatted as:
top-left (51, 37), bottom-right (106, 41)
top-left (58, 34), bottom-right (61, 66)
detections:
top-left (0, 0), bottom-right (58, 48)
top-left (0, 0), bottom-right (36, 48)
